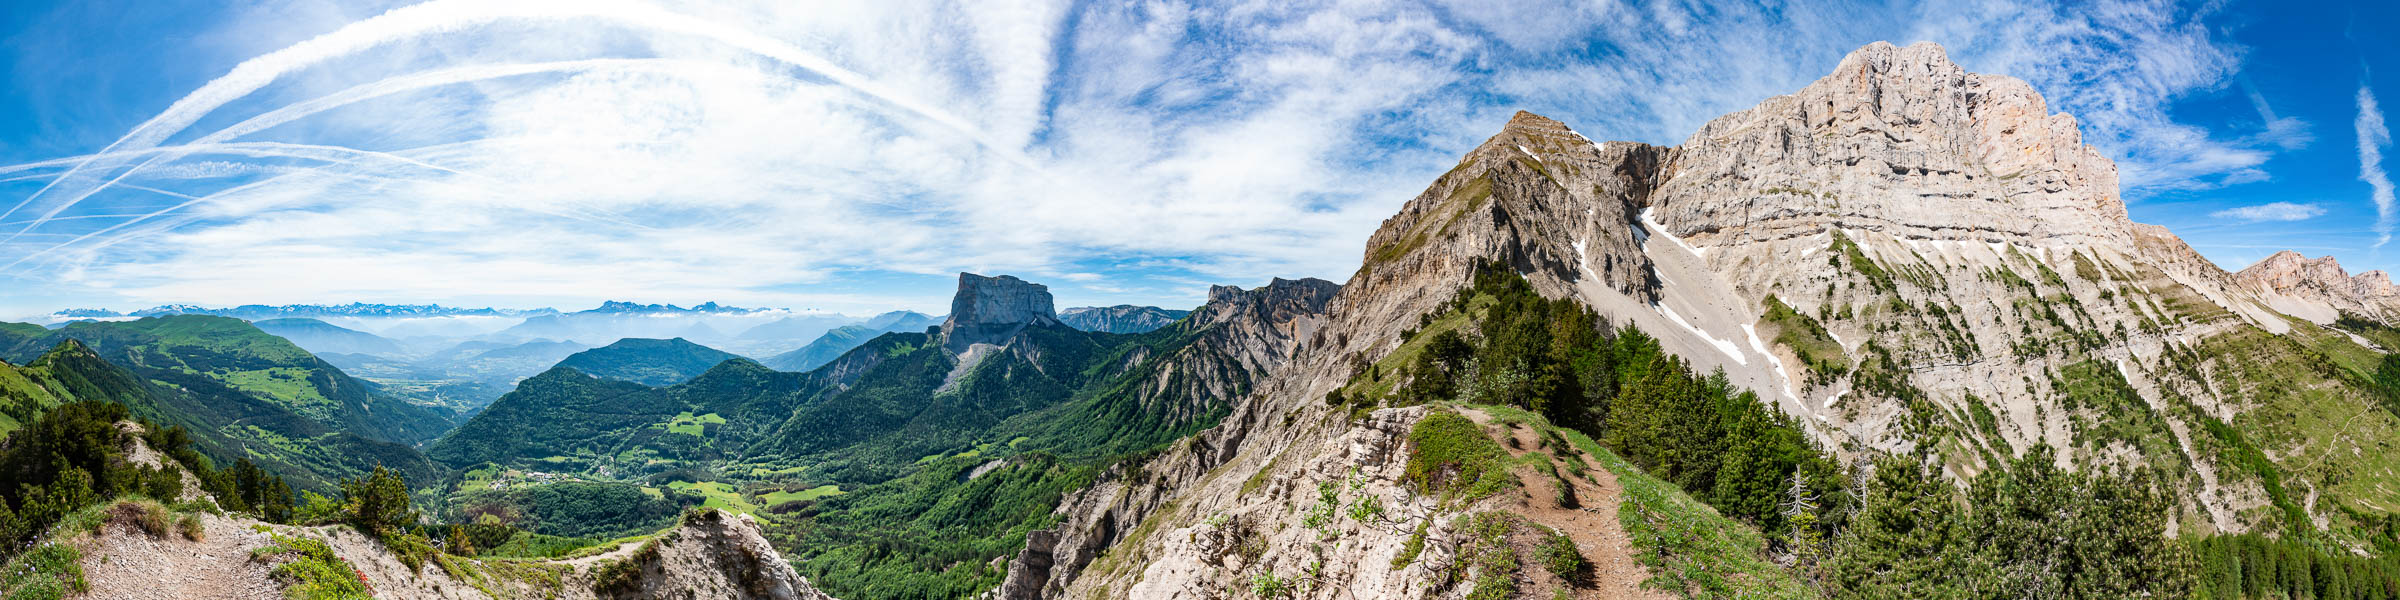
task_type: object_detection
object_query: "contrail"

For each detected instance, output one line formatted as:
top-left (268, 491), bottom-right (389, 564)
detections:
top-left (186, 58), bottom-right (706, 146)
top-left (4, 0), bottom-right (1023, 240)
top-left (1, 135), bottom-right (668, 274)
top-left (0, 141), bottom-right (470, 178)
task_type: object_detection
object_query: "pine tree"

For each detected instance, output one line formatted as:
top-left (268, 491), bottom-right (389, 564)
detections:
top-left (1825, 454), bottom-right (1985, 600)
top-left (1781, 468), bottom-right (1826, 579)
top-left (340, 465), bottom-right (417, 535)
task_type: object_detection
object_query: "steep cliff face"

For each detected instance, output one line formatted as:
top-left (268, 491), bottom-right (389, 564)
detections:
top-left (942, 273), bottom-right (1063, 353)
top-left (996, 41), bottom-right (2400, 598)
top-left (2235, 250), bottom-right (2400, 324)
top-left (988, 277), bottom-right (1345, 599)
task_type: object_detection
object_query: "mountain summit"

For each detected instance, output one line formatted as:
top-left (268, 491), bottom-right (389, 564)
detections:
top-left (940, 273), bottom-right (1063, 352)
top-left (993, 41), bottom-right (2400, 598)
top-left (2235, 250), bottom-right (2400, 322)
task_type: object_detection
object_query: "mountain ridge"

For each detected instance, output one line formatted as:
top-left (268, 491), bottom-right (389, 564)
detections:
top-left (992, 40), bottom-right (2400, 598)
top-left (1058, 305), bottom-right (1189, 334)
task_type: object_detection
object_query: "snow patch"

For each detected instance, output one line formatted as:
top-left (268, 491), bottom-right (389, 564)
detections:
top-left (1659, 305), bottom-right (1746, 366)
top-left (1639, 207), bottom-right (1706, 259)
top-left (1515, 144), bottom-right (1542, 162)
top-left (1742, 323), bottom-right (1799, 401)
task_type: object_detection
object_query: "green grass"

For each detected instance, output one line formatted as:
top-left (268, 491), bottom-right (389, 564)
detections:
top-left (256, 533), bottom-right (372, 600)
top-left (761, 485), bottom-right (844, 505)
top-left (665, 480), bottom-right (759, 515)
top-left (745, 465), bottom-right (807, 477)
top-left (1761, 295), bottom-right (1849, 381)
top-left (1830, 230), bottom-right (1896, 293)
top-left (1339, 296), bottom-right (1490, 403)
top-left (0, 540), bottom-right (85, 600)
top-left (1482, 409), bottom-right (1813, 600)
top-left (1403, 410), bottom-right (1516, 505)
top-left (212, 367), bottom-right (335, 415)
top-left (2051, 360), bottom-right (2187, 476)
top-left (661, 412), bottom-right (726, 437)
top-left (2196, 327), bottom-right (2400, 540)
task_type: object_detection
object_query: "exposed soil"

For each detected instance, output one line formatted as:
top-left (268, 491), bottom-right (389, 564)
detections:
top-left (78, 511), bottom-right (284, 600)
top-left (1465, 408), bottom-right (1672, 600)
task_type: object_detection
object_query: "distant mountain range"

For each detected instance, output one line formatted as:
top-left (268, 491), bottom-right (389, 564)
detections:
top-left (47, 302), bottom-right (556, 321)
top-left (1058, 305), bottom-right (1189, 334)
top-left (252, 318), bottom-right (403, 355)
top-left (762, 311), bottom-right (939, 372)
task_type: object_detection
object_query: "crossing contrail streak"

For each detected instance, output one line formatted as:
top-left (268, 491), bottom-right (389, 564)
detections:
top-left (0, 141), bottom-right (468, 178)
top-left (4, 0), bottom-right (1021, 242)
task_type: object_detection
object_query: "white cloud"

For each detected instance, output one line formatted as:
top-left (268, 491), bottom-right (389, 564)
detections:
top-left (0, 0), bottom-right (2302, 314)
top-left (2209, 202), bottom-right (2325, 223)
top-left (2362, 84), bottom-right (2395, 248)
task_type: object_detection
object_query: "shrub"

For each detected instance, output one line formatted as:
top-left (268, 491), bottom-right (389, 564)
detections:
top-left (1403, 412), bottom-right (1512, 502)
top-left (106, 500), bottom-right (173, 539)
top-left (590, 539), bottom-right (660, 595)
top-left (257, 534), bottom-right (371, 600)
top-left (1390, 519), bottom-right (1431, 570)
top-left (176, 513), bottom-right (205, 541)
top-left (1248, 572), bottom-right (1290, 598)
top-left (1535, 529), bottom-right (1587, 584)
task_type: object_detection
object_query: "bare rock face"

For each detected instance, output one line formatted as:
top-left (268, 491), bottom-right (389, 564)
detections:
top-left (995, 40), bottom-right (2395, 599)
top-left (2235, 250), bottom-right (2400, 321)
top-left (1656, 40), bottom-right (2131, 250)
top-left (987, 277), bottom-right (1340, 600)
top-left (591, 510), bottom-right (832, 600)
top-left (941, 273), bottom-right (1062, 353)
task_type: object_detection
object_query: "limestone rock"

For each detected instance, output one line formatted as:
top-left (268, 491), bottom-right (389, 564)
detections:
top-left (941, 273), bottom-right (1063, 353)
top-left (1004, 40), bottom-right (2367, 599)
top-left (2235, 250), bottom-right (2400, 322)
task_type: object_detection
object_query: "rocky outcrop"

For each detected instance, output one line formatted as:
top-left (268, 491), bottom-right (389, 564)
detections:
top-left (941, 273), bottom-right (1063, 353)
top-left (589, 510), bottom-right (831, 600)
top-left (988, 277), bottom-right (1340, 599)
top-left (1655, 41), bottom-right (2133, 250)
top-left (1058, 305), bottom-right (1190, 334)
top-left (997, 40), bottom-right (2385, 598)
top-left (73, 505), bottom-right (831, 600)
top-left (2235, 250), bottom-right (2400, 322)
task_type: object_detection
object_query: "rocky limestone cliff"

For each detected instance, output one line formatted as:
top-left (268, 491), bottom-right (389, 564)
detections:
top-left (993, 40), bottom-right (2400, 598)
top-left (1059, 305), bottom-right (1191, 334)
top-left (2235, 250), bottom-right (2400, 323)
top-left (989, 277), bottom-right (1341, 599)
top-left (942, 273), bottom-right (1062, 353)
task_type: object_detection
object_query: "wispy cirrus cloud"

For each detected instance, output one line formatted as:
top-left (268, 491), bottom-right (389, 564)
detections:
top-left (2211, 201), bottom-right (2326, 223)
top-left (2362, 83), bottom-right (2395, 248)
top-left (0, 0), bottom-right (2302, 316)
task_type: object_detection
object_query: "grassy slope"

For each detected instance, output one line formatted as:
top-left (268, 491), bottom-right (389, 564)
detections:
top-left (0, 317), bottom-right (447, 493)
top-left (553, 338), bottom-right (743, 387)
top-left (1478, 403), bottom-right (1814, 599)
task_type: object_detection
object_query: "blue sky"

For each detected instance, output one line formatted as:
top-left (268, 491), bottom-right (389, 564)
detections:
top-left (0, 0), bottom-right (2392, 319)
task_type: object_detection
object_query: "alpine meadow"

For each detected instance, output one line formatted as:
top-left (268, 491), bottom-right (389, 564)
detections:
top-left (2, 1), bottom-right (2398, 599)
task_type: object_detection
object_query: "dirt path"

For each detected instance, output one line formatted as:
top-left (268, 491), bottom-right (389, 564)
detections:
top-left (558, 537), bottom-right (647, 569)
top-left (1461, 408), bottom-right (1670, 600)
top-left (78, 512), bottom-right (284, 600)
